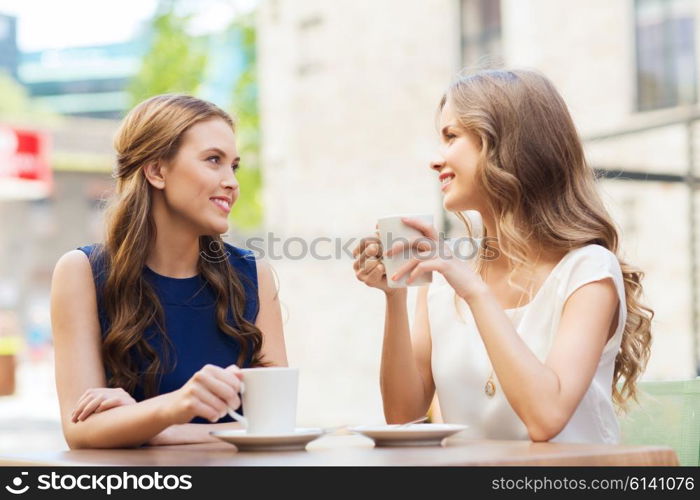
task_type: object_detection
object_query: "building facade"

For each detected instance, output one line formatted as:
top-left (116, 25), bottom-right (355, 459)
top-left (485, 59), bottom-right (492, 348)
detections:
top-left (257, 0), bottom-right (700, 427)
top-left (0, 14), bottom-right (18, 79)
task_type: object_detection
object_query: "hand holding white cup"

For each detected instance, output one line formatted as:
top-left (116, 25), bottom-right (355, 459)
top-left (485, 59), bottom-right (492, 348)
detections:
top-left (378, 214), bottom-right (435, 288)
top-left (162, 364), bottom-right (244, 425)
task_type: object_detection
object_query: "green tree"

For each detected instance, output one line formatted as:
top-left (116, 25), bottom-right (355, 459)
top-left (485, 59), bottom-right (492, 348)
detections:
top-left (127, 2), bottom-right (208, 105)
top-left (128, 3), bottom-right (263, 231)
top-left (228, 14), bottom-right (262, 231)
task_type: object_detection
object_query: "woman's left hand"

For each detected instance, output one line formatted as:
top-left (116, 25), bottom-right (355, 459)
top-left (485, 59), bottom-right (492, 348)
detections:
top-left (71, 387), bottom-right (137, 422)
top-left (386, 217), bottom-right (487, 301)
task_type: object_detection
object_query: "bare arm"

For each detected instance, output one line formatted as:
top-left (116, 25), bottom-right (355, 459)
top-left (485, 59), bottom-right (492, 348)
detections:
top-left (353, 235), bottom-right (435, 424)
top-left (51, 251), bottom-right (175, 449)
top-left (255, 257), bottom-right (287, 366)
top-left (380, 285), bottom-right (435, 423)
top-left (147, 421), bottom-right (243, 445)
top-left (466, 278), bottom-right (619, 441)
top-left (386, 217), bottom-right (621, 441)
top-left (53, 251), bottom-right (244, 449)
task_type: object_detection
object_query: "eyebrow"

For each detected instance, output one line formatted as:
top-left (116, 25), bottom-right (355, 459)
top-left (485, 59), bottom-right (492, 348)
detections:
top-left (440, 125), bottom-right (456, 137)
top-left (203, 147), bottom-right (240, 163)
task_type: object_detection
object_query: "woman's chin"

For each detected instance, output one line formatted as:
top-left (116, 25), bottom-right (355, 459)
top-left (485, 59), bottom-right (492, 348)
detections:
top-left (442, 195), bottom-right (463, 212)
top-left (205, 220), bottom-right (229, 236)
top-left (443, 190), bottom-right (474, 213)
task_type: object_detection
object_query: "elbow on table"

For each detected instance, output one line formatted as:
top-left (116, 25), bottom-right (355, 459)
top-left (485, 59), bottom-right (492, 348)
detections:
top-left (64, 433), bottom-right (93, 450)
top-left (62, 425), bottom-right (87, 450)
top-left (65, 436), bottom-right (142, 450)
top-left (64, 429), bottom-right (99, 450)
top-left (525, 412), bottom-right (568, 443)
top-left (385, 414), bottom-right (421, 425)
top-left (383, 405), bottom-right (426, 425)
top-left (527, 426), bottom-right (557, 443)
top-left (63, 427), bottom-right (141, 450)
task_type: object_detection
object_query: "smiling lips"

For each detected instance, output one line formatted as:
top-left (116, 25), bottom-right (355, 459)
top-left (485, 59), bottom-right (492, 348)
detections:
top-left (210, 196), bottom-right (232, 213)
top-left (439, 172), bottom-right (455, 192)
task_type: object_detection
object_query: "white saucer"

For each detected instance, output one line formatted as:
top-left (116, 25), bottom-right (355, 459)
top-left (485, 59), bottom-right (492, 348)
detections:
top-left (349, 423), bottom-right (468, 447)
top-left (210, 428), bottom-right (324, 452)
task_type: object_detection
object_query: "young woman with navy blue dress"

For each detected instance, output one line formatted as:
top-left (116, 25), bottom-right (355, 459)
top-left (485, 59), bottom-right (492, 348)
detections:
top-left (51, 95), bottom-right (286, 449)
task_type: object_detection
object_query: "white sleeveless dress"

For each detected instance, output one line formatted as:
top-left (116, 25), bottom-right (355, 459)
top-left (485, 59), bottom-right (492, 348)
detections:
top-left (427, 243), bottom-right (627, 443)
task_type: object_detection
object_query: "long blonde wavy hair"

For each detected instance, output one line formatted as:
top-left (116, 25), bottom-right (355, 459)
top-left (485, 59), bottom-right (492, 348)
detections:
top-left (93, 94), bottom-right (266, 398)
top-left (442, 69), bottom-right (653, 410)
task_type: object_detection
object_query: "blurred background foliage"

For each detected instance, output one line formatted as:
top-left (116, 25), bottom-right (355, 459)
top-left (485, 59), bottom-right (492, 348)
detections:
top-left (127, 1), bottom-right (262, 231)
top-left (0, 70), bottom-right (58, 121)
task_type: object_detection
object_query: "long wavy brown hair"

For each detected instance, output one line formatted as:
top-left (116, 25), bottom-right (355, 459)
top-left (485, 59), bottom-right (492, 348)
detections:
top-left (93, 94), bottom-right (266, 398)
top-left (441, 69), bottom-right (654, 410)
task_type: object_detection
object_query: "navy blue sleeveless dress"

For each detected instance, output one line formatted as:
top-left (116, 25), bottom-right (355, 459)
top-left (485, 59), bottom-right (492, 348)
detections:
top-left (78, 243), bottom-right (259, 423)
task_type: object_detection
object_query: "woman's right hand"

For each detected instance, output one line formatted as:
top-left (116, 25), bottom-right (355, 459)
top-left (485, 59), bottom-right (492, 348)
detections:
top-left (353, 232), bottom-right (398, 295)
top-left (159, 364), bottom-right (244, 425)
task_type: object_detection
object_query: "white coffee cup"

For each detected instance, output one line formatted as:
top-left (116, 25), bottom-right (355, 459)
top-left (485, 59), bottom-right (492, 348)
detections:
top-left (240, 367), bottom-right (298, 435)
top-left (377, 213), bottom-right (434, 288)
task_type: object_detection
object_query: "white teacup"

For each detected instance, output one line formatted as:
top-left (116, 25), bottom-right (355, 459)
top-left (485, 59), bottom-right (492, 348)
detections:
top-left (240, 367), bottom-right (298, 435)
top-left (377, 214), bottom-right (434, 288)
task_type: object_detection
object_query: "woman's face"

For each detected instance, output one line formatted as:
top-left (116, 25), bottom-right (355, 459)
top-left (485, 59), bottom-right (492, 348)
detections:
top-left (159, 117), bottom-right (240, 236)
top-left (432, 100), bottom-right (484, 213)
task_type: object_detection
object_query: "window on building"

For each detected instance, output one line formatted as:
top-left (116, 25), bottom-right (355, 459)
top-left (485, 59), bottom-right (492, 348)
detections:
top-left (296, 14), bottom-right (324, 76)
top-left (635, 0), bottom-right (697, 111)
top-left (461, 0), bottom-right (502, 68)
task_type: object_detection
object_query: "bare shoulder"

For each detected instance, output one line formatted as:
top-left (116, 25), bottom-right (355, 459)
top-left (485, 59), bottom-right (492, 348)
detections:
top-left (255, 256), bottom-right (279, 301)
top-left (53, 250), bottom-right (94, 287)
top-left (255, 255), bottom-right (273, 275)
top-left (51, 250), bottom-right (98, 309)
top-left (55, 249), bottom-right (91, 270)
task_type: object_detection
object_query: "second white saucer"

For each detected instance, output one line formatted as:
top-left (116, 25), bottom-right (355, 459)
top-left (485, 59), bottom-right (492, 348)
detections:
top-left (349, 423), bottom-right (468, 447)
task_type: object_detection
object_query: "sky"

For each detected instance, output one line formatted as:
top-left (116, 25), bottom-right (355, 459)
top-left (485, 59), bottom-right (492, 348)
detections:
top-left (0, 0), bottom-right (258, 51)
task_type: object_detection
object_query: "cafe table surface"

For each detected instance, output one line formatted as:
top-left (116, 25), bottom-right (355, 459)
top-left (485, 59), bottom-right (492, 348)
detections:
top-left (0, 433), bottom-right (679, 467)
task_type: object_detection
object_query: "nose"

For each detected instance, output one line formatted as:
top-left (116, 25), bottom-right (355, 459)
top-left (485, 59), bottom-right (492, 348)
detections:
top-left (430, 155), bottom-right (445, 172)
top-left (221, 168), bottom-right (239, 192)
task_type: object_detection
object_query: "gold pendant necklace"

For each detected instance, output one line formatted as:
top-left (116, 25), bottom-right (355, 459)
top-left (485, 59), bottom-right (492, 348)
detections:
top-left (479, 258), bottom-right (497, 398)
top-left (485, 370), bottom-right (496, 397)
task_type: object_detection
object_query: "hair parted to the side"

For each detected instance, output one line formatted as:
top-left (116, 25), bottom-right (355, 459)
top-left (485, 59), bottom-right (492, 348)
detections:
top-left (440, 69), bottom-right (653, 411)
top-left (93, 94), bottom-right (266, 398)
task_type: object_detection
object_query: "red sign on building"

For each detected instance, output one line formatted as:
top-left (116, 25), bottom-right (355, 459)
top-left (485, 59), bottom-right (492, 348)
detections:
top-left (0, 126), bottom-right (52, 200)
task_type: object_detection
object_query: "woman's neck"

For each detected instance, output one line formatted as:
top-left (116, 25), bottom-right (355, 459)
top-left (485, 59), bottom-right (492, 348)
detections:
top-left (145, 195), bottom-right (201, 278)
top-left (480, 213), bottom-right (562, 273)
